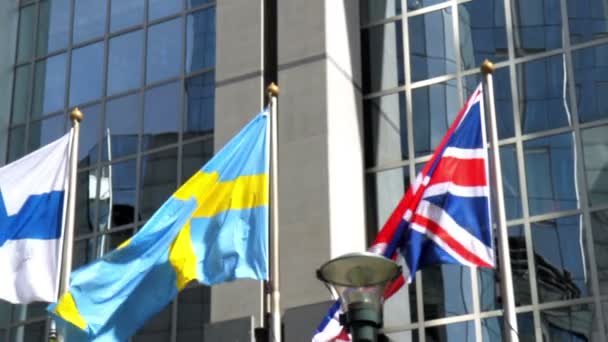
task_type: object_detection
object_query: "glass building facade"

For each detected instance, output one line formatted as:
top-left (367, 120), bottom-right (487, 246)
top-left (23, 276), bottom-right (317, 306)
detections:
top-left (361, 0), bottom-right (608, 341)
top-left (1, 0), bottom-right (215, 340)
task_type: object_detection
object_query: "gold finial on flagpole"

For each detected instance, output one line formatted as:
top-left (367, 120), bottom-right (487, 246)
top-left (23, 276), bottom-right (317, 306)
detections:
top-left (481, 59), bottom-right (495, 75)
top-left (70, 107), bottom-right (84, 122)
top-left (267, 82), bottom-right (280, 97)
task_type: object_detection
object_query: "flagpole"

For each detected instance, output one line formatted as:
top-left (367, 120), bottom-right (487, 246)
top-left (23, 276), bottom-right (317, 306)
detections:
top-left (481, 60), bottom-right (519, 342)
top-left (54, 107), bottom-right (83, 342)
top-left (267, 82), bottom-right (282, 342)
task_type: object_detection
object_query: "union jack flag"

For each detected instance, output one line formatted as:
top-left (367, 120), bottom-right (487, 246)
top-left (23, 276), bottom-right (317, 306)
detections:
top-left (313, 83), bottom-right (495, 342)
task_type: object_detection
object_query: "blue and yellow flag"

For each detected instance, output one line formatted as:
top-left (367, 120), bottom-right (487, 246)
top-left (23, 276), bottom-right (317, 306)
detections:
top-left (48, 112), bottom-right (269, 341)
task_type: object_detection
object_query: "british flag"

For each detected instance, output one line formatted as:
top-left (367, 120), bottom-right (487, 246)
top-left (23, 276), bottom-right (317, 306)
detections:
top-left (313, 83), bottom-right (495, 342)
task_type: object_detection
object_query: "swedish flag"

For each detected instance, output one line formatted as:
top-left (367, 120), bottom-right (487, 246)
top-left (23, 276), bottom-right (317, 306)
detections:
top-left (48, 112), bottom-right (269, 341)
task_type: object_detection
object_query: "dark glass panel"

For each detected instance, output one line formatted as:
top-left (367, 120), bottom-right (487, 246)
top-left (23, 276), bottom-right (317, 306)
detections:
top-left (186, 8), bottom-right (215, 73)
top-left (37, 0), bottom-right (70, 56)
top-left (181, 138), bottom-right (213, 182)
top-left (17, 5), bottom-right (35, 63)
top-left (148, 0), bottom-right (182, 21)
top-left (540, 304), bottom-right (597, 341)
top-left (360, 0), bottom-right (401, 25)
top-left (73, 0), bottom-right (107, 44)
top-left (364, 92), bottom-right (407, 167)
top-left (69, 42), bottom-right (104, 106)
top-left (425, 320), bottom-right (475, 341)
top-left (524, 133), bottom-right (578, 216)
top-left (512, 0), bottom-right (562, 56)
top-left (365, 167), bottom-right (410, 234)
top-left (409, 9), bottom-right (456, 82)
top-left (107, 30), bottom-right (144, 95)
top-left (32, 53), bottom-right (66, 119)
top-left (7, 126), bottom-right (26, 163)
top-left (184, 72), bottom-right (214, 139)
top-left (139, 148), bottom-right (177, 220)
top-left (582, 125), bottom-right (608, 206)
top-left (187, 0), bottom-right (211, 9)
top-left (573, 43), bottom-right (608, 123)
top-left (110, 0), bottom-right (144, 32)
top-left (176, 284), bottom-right (211, 341)
top-left (78, 103), bottom-right (102, 167)
top-left (147, 19), bottom-right (182, 84)
top-left (143, 82), bottom-right (180, 150)
top-left (99, 159), bottom-right (137, 229)
top-left (422, 264), bottom-right (472, 320)
top-left (591, 210), bottom-right (608, 294)
top-left (8, 321), bottom-right (45, 342)
top-left (362, 21), bottom-right (405, 93)
top-left (407, 0), bottom-right (449, 11)
top-left (481, 313), bottom-right (537, 342)
top-left (28, 113), bottom-right (65, 152)
top-left (567, 0), bottom-right (608, 44)
top-left (500, 145), bottom-right (523, 220)
top-left (104, 93), bottom-right (140, 160)
top-left (507, 226), bottom-right (533, 306)
top-left (12, 65), bottom-right (31, 125)
top-left (73, 237), bottom-right (97, 268)
top-left (75, 169), bottom-right (97, 237)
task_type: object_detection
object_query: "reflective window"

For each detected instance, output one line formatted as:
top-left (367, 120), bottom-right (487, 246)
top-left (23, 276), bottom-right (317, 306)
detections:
top-left (78, 104), bottom-right (101, 166)
top-left (70, 42), bottom-right (104, 106)
top-left (134, 305), bottom-right (172, 341)
top-left (540, 305), bottom-right (597, 340)
top-left (425, 320), bottom-right (475, 342)
top-left (108, 30), bottom-right (144, 96)
top-left (139, 148), bottom-right (177, 220)
top-left (508, 226), bottom-right (533, 306)
top-left (409, 9), bottom-right (456, 82)
top-left (412, 80), bottom-right (459, 156)
top-left (32, 53), bottom-right (66, 119)
top-left (12, 65), bottom-right (31, 125)
top-left (75, 170), bottom-right (97, 237)
top-left (177, 285), bottom-right (211, 341)
top-left (512, 0), bottom-right (562, 56)
top-left (517, 55), bottom-right (572, 134)
top-left (422, 265), bottom-right (473, 319)
top-left (573, 43), bottom-right (608, 123)
top-left (532, 216), bottom-right (590, 303)
top-left (147, 18), bottom-right (182, 84)
top-left (481, 317), bottom-right (503, 341)
top-left (110, 0), bottom-right (144, 33)
top-left (186, 8), bottom-right (215, 73)
top-left (8, 321), bottom-right (45, 341)
top-left (143, 82), bottom-right (180, 150)
top-left (362, 21), bottom-right (405, 93)
top-left (17, 5), bottom-right (35, 63)
top-left (104, 94), bottom-right (140, 159)
top-left (187, 0), bottom-right (212, 9)
top-left (524, 133), bottom-right (578, 216)
top-left (73, 237), bottom-right (97, 268)
top-left (148, 0), bottom-right (182, 21)
top-left (28, 114), bottom-right (64, 152)
top-left (366, 167), bottom-right (410, 233)
top-left (567, 0), bottom-right (608, 44)
top-left (184, 72), bottom-right (214, 139)
top-left (100, 159), bottom-right (137, 228)
top-left (360, 0), bottom-right (401, 25)
top-left (37, 0), bottom-right (70, 56)
top-left (458, 0), bottom-right (508, 70)
top-left (182, 139), bottom-right (213, 182)
top-left (407, 0), bottom-right (448, 11)
top-left (95, 229), bottom-right (134, 257)
top-left (7, 126), bottom-right (26, 163)
top-left (501, 145), bottom-right (523, 220)
top-left (73, 0), bottom-right (107, 44)
top-left (363, 92), bottom-right (407, 167)
top-left (591, 210), bottom-right (608, 294)
top-left (517, 312), bottom-right (537, 341)
top-left (582, 125), bottom-right (608, 206)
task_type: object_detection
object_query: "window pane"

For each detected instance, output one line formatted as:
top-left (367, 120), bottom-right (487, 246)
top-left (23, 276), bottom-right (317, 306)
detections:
top-left (148, 0), bottom-right (182, 21)
top-left (186, 0), bottom-right (211, 9)
top-left (73, 0), bottom-right (107, 44)
top-left (37, 0), bottom-right (70, 56)
top-left (425, 320), bottom-right (475, 342)
top-left (147, 19), bottom-right (182, 84)
top-left (422, 265), bottom-right (473, 320)
top-left (143, 82), bottom-right (180, 150)
top-left (507, 226), bottom-right (533, 306)
top-left (532, 216), bottom-right (590, 303)
top-left (540, 304), bottom-right (597, 340)
top-left (133, 305), bottom-right (172, 342)
top-left (32, 53), bottom-right (66, 119)
top-left (524, 133), bottom-right (578, 216)
top-left (78, 103), bottom-right (101, 167)
top-left (7, 126), bottom-right (26, 163)
top-left (501, 145), bottom-right (523, 220)
top-left (573, 43), bottom-right (608, 123)
top-left (582, 125), bottom-right (608, 206)
top-left (104, 93), bottom-right (140, 159)
top-left (412, 79), bottom-right (458, 156)
top-left (407, 0), bottom-right (448, 11)
top-left (591, 210), bottom-right (608, 294)
top-left (12, 65), bottom-right (31, 125)
top-left (181, 138), bottom-right (213, 181)
top-left (110, 0), bottom-right (144, 32)
top-left (139, 148), bottom-right (177, 220)
top-left (362, 21), bottom-right (405, 93)
top-left (481, 313), bottom-right (537, 342)
top-left (459, 0), bottom-right (508, 70)
top-left (75, 170), bottom-right (97, 237)
top-left (409, 9), bottom-right (456, 82)
top-left (73, 237), bottom-right (97, 268)
top-left (177, 285), bottom-right (211, 341)
top-left (512, 0), bottom-right (562, 56)
top-left (100, 159), bottom-right (137, 228)
top-left (28, 114), bottom-right (65, 152)
top-left (567, 0), bottom-right (608, 44)
top-left (108, 30), bottom-right (143, 95)
top-left (8, 321), bottom-right (45, 342)
top-left (184, 72), bottom-right (214, 139)
top-left (366, 167), bottom-right (410, 234)
top-left (186, 8), bottom-right (215, 73)
top-left (360, 0), bottom-right (401, 25)
top-left (363, 92), bottom-right (407, 167)
top-left (17, 5), bottom-right (35, 63)
top-left (70, 42), bottom-right (104, 106)
top-left (517, 55), bottom-right (572, 134)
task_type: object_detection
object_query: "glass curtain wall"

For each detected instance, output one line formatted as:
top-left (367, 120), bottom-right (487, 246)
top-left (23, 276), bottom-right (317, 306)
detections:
top-left (361, 0), bottom-right (608, 341)
top-left (1, 0), bottom-right (216, 341)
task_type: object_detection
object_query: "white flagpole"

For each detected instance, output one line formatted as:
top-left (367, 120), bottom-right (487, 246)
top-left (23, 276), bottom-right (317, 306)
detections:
top-left (267, 83), bottom-right (282, 342)
top-left (481, 60), bottom-right (519, 342)
top-left (54, 108), bottom-right (83, 342)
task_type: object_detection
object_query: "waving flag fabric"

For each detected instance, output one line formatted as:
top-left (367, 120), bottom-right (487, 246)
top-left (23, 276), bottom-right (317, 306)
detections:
top-left (0, 133), bottom-right (71, 304)
top-left (313, 84), bottom-right (494, 341)
top-left (49, 112), bottom-right (269, 341)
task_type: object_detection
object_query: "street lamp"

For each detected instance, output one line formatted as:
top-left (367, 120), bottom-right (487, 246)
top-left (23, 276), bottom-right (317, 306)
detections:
top-left (317, 252), bottom-right (401, 342)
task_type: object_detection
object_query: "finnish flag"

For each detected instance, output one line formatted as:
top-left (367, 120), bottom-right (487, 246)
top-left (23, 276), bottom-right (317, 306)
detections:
top-left (0, 132), bottom-right (71, 304)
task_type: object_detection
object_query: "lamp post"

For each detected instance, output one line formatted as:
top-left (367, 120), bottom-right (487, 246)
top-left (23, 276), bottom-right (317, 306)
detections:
top-left (316, 252), bottom-right (401, 342)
